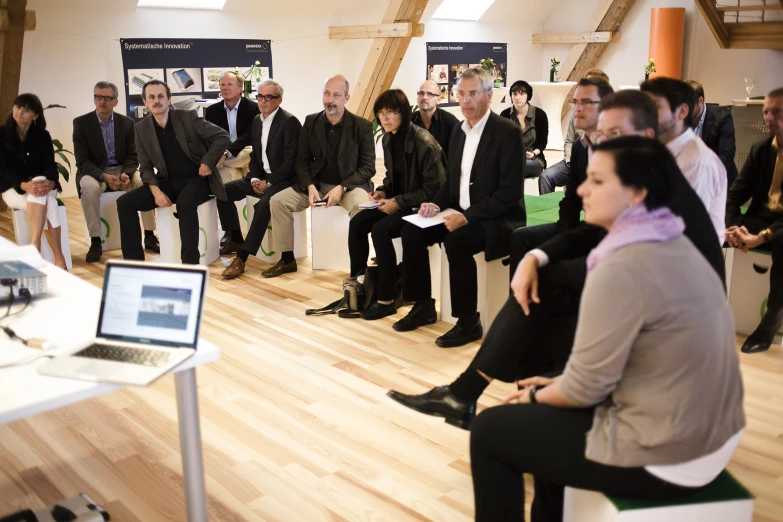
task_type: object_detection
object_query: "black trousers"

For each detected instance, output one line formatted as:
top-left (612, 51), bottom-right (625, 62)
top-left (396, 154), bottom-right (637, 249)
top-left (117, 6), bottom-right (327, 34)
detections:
top-left (118, 176), bottom-right (211, 264)
top-left (216, 178), bottom-right (291, 254)
top-left (348, 209), bottom-right (410, 300)
top-left (470, 404), bottom-right (696, 522)
top-left (400, 221), bottom-right (487, 318)
top-left (741, 213), bottom-right (783, 310)
top-left (470, 258), bottom-right (587, 382)
top-left (508, 223), bottom-right (558, 283)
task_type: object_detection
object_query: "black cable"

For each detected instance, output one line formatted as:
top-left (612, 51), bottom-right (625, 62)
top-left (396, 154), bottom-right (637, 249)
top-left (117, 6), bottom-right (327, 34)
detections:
top-left (6, 288), bottom-right (32, 319)
top-left (2, 324), bottom-right (31, 346)
top-left (0, 278), bottom-right (17, 321)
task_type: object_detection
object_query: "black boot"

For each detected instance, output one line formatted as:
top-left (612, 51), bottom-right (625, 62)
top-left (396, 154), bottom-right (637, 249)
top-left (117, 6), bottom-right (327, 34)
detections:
top-left (741, 306), bottom-right (783, 354)
top-left (387, 385), bottom-right (476, 430)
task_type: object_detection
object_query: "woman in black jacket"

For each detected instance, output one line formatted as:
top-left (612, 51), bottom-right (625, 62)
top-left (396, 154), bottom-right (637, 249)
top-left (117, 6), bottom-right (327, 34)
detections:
top-left (500, 80), bottom-right (549, 177)
top-left (0, 93), bottom-right (66, 268)
top-left (348, 89), bottom-right (446, 320)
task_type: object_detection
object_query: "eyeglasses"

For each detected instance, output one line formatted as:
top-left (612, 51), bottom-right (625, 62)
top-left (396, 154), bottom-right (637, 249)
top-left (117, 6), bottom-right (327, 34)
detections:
top-left (457, 91), bottom-right (484, 101)
top-left (417, 91), bottom-right (440, 99)
top-left (257, 94), bottom-right (280, 102)
top-left (377, 109), bottom-right (400, 118)
top-left (570, 99), bottom-right (600, 108)
top-left (94, 95), bottom-right (117, 102)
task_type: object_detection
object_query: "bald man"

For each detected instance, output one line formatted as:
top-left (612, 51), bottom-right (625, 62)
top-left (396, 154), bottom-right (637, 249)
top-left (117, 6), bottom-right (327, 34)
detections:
top-left (413, 80), bottom-right (461, 158)
top-left (265, 74), bottom-right (375, 277)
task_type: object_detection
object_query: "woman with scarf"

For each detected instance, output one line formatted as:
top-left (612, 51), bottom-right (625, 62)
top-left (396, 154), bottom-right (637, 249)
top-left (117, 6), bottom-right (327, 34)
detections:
top-left (499, 80), bottom-right (548, 177)
top-left (469, 136), bottom-right (745, 522)
top-left (0, 93), bottom-right (66, 268)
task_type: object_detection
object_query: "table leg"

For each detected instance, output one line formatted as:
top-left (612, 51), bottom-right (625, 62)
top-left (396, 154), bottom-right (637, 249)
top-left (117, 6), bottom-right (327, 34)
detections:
top-left (175, 368), bottom-right (208, 522)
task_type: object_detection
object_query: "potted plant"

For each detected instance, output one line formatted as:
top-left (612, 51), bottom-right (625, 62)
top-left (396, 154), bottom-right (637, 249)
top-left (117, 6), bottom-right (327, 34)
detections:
top-left (46, 104), bottom-right (73, 187)
top-left (644, 58), bottom-right (656, 81)
top-left (550, 57), bottom-right (561, 83)
top-left (479, 57), bottom-right (502, 87)
top-left (237, 61), bottom-right (265, 98)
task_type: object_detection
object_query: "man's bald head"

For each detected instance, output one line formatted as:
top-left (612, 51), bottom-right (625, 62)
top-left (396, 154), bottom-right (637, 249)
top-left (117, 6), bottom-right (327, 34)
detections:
top-left (417, 80), bottom-right (442, 113)
top-left (325, 75), bottom-right (349, 95)
top-left (323, 74), bottom-right (351, 117)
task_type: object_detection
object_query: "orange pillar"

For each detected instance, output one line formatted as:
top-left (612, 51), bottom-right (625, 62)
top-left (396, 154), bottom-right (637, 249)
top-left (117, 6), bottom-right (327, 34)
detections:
top-left (649, 8), bottom-right (685, 79)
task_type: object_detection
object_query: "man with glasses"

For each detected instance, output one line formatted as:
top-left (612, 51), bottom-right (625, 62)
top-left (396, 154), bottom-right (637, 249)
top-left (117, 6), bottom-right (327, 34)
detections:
top-left (641, 77), bottom-right (726, 243)
top-left (217, 80), bottom-right (302, 278)
top-left (412, 80), bottom-right (460, 157)
top-left (73, 81), bottom-right (158, 263)
top-left (264, 74), bottom-right (375, 278)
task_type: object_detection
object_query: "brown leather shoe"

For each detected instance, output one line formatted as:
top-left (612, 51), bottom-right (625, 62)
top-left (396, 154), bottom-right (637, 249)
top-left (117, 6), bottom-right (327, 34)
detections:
top-left (222, 258), bottom-right (245, 279)
top-left (220, 240), bottom-right (244, 256)
top-left (262, 259), bottom-right (297, 278)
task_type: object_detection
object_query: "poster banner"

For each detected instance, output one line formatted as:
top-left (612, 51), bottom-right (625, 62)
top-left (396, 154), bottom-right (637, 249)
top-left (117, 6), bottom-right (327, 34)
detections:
top-left (425, 42), bottom-right (507, 106)
top-left (119, 38), bottom-right (272, 120)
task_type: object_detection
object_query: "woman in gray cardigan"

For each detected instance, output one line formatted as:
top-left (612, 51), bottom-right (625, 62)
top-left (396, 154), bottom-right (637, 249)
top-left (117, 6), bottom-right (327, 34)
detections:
top-left (469, 136), bottom-right (745, 522)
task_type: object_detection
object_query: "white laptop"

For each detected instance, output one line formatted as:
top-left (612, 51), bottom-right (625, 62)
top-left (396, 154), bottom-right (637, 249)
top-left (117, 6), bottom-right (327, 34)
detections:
top-left (37, 260), bottom-right (208, 387)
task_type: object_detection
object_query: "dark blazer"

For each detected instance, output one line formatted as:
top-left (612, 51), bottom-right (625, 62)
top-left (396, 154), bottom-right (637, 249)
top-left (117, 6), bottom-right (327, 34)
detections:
top-left (295, 110), bottom-right (375, 193)
top-left (134, 108), bottom-right (230, 200)
top-left (540, 161), bottom-right (726, 286)
top-left (204, 97), bottom-right (260, 157)
top-left (247, 108), bottom-right (302, 188)
top-left (0, 115), bottom-right (59, 194)
top-left (500, 104), bottom-right (549, 168)
top-left (726, 135), bottom-right (783, 235)
top-left (411, 108), bottom-right (460, 159)
top-left (701, 105), bottom-right (738, 187)
top-left (557, 138), bottom-right (588, 234)
top-left (432, 111), bottom-right (527, 261)
top-left (73, 110), bottom-right (137, 197)
top-left (378, 123), bottom-right (445, 209)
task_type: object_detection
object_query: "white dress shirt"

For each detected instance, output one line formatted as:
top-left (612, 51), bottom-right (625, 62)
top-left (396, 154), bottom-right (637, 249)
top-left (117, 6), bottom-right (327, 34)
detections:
top-left (224, 102), bottom-right (239, 143)
top-left (459, 109), bottom-right (491, 211)
top-left (251, 108), bottom-right (279, 183)
top-left (667, 128), bottom-right (727, 243)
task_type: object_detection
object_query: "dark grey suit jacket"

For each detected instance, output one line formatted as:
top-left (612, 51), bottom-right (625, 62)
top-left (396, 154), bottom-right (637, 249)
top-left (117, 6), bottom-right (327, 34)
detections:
top-left (247, 108), bottom-right (302, 188)
top-left (134, 108), bottom-right (230, 200)
top-left (73, 110), bottom-right (137, 197)
top-left (204, 97), bottom-right (260, 157)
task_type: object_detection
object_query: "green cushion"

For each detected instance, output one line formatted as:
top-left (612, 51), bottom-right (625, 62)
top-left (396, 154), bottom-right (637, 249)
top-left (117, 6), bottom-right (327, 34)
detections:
top-left (524, 192), bottom-right (565, 214)
top-left (528, 208), bottom-right (561, 223)
top-left (609, 471), bottom-right (753, 512)
top-left (525, 216), bottom-right (553, 227)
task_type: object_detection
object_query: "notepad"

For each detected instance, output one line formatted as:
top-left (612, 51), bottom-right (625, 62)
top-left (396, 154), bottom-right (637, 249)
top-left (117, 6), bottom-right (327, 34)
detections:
top-left (358, 202), bottom-right (383, 209)
top-left (402, 208), bottom-right (460, 228)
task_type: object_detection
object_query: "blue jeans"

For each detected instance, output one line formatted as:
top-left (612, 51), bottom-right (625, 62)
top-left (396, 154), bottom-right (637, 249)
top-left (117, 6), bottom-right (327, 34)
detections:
top-left (538, 160), bottom-right (570, 194)
top-left (526, 158), bottom-right (544, 178)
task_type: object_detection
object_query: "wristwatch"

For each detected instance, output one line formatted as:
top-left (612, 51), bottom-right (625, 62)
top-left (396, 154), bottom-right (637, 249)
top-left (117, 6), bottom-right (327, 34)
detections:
top-left (529, 384), bottom-right (544, 404)
top-left (760, 229), bottom-right (773, 242)
top-left (342, 185), bottom-right (349, 193)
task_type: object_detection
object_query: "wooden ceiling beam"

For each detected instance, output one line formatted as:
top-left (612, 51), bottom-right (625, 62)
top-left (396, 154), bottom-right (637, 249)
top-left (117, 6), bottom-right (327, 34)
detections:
top-left (329, 22), bottom-right (424, 40)
top-left (0, 0), bottom-right (34, 120)
top-left (717, 4), bottom-right (782, 12)
top-left (532, 31), bottom-right (617, 44)
top-left (694, 0), bottom-right (730, 49)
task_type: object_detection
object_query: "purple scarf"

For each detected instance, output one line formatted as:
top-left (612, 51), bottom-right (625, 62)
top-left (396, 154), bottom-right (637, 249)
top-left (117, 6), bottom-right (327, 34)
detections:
top-left (586, 204), bottom-right (685, 273)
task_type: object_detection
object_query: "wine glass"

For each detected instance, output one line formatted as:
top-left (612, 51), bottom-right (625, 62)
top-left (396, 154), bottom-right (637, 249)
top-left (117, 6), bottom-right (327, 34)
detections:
top-left (745, 77), bottom-right (755, 100)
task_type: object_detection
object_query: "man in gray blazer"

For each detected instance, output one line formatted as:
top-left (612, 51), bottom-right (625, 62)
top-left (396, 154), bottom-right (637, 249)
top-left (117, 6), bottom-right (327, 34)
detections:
top-left (117, 80), bottom-right (229, 264)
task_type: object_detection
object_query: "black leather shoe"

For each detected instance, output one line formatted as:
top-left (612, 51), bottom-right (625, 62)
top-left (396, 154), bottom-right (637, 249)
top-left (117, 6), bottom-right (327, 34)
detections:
top-left (741, 336), bottom-right (772, 354)
top-left (393, 298), bottom-right (437, 332)
top-left (144, 234), bottom-right (160, 254)
top-left (360, 301), bottom-right (397, 320)
top-left (741, 306), bottom-right (783, 354)
top-left (86, 242), bottom-right (102, 263)
top-left (387, 386), bottom-right (476, 430)
top-left (436, 315), bottom-right (483, 348)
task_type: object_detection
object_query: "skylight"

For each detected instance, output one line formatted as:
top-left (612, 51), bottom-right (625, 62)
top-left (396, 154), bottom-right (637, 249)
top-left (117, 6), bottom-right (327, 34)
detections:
top-left (137, 0), bottom-right (227, 10)
top-left (431, 0), bottom-right (496, 21)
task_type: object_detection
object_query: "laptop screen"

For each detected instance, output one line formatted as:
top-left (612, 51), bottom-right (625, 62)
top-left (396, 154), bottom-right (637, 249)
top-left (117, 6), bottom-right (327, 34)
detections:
top-left (97, 263), bottom-right (208, 347)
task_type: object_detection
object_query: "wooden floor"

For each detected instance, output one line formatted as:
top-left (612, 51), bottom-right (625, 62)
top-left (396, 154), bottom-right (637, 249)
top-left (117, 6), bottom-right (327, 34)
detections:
top-left (0, 197), bottom-right (781, 522)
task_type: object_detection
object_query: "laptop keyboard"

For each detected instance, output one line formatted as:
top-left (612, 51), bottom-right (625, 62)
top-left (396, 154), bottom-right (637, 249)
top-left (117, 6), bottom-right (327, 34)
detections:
top-left (74, 344), bottom-right (174, 367)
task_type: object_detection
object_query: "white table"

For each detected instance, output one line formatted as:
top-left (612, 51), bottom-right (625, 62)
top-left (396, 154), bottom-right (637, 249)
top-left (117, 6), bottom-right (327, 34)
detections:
top-left (0, 237), bottom-right (220, 522)
top-left (530, 81), bottom-right (578, 152)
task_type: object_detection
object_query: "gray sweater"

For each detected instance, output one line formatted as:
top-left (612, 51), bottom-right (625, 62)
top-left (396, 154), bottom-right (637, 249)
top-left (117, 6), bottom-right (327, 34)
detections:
top-left (559, 236), bottom-right (745, 468)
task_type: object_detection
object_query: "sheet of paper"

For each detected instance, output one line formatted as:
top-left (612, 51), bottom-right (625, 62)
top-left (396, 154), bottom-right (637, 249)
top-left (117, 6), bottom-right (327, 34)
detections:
top-left (0, 245), bottom-right (46, 268)
top-left (402, 208), bottom-right (460, 228)
top-left (358, 202), bottom-right (382, 209)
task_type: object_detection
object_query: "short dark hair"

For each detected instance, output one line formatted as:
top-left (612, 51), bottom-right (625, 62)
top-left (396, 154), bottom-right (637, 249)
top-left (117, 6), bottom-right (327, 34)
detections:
top-left (592, 136), bottom-right (677, 210)
top-left (509, 80), bottom-right (533, 100)
top-left (599, 90), bottom-right (659, 138)
top-left (640, 77), bottom-right (695, 122)
top-left (141, 79), bottom-right (171, 100)
top-left (685, 80), bottom-right (704, 100)
top-left (768, 87), bottom-right (783, 99)
top-left (577, 77), bottom-right (614, 99)
top-left (373, 89), bottom-right (412, 133)
top-left (12, 93), bottom-right (46, 130)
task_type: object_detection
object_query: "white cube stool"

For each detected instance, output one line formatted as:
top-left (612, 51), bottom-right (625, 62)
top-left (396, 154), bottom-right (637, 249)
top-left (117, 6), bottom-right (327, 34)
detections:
top-left (12, 202), bottom-right (73, 270)
top-left (727, 248), bottom-right (782, 344)
top-left (563, 472), bottom-right (753, 522)
top-left (311, 205), bottom-right (349, 271)
top-left (440, 250), bottom-right (509, 331)
top-left (82, 191), bottom-right (124, 252)
top-left (392, 237), bottom-right (442, 299)
top-left (243, 196), bottom-right (307, 263)
top-left (157, 198), bottom-right (219, 266)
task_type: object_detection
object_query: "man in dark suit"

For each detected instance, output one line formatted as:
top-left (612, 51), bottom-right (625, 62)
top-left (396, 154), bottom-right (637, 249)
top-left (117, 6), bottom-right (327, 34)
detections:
top-left (394, 67), bottom-right (526, 348)
top-left (117, 80), bottom-right (229, 264)
top-left (73, 81), bottom-right (157, 263)
top-left (687, 80), bottom-right (738, 187)
top-left (265, 74), bottom-right (375, 278)
top-left (388, 90), bottom-right (725, 430)
top-left (726, 88), bottom-right (783, 354)
top-left (204, 71), bottom-right (260, 184)
top-left (218, 81), bottom-right (302, 278)
top-left (412, 80), bottom-right (460, 158)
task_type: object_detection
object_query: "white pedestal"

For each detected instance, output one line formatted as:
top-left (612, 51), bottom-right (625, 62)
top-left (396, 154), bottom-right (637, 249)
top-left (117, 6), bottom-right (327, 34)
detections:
top-left (157, 198), bottom-right (219, 266)
top-left (243, 196), bottom-right (307, 263)
top-left (392, 238), bottom-right (441, 300)
top-left (311, 205), bottom-right (350, 271)
top-left (727, 248), bottom-right (783, 344)
top-left (12, 205), bottom-right (73, 270)
top-left (439, 250), bottom-right (509, 331)
top-left (82, 191), bottom-right (123, 252)
top-left (529, 81), bottom-right (578, 152)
